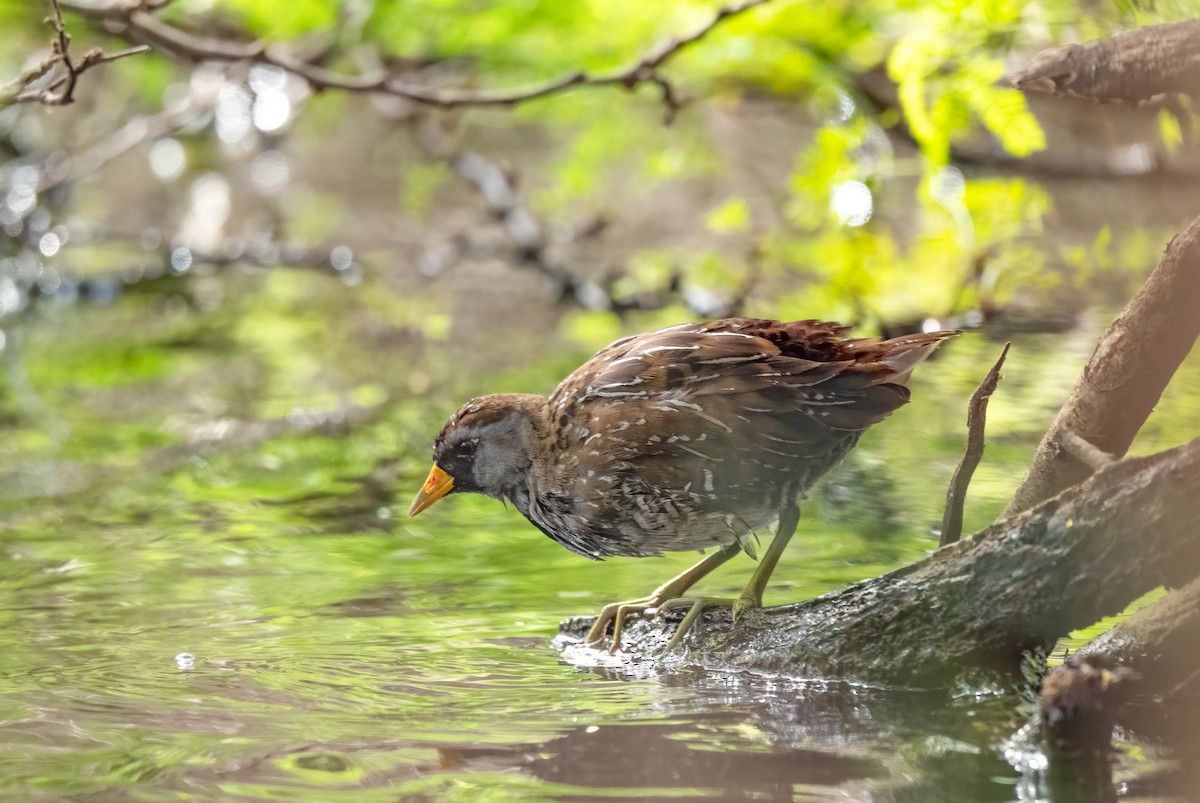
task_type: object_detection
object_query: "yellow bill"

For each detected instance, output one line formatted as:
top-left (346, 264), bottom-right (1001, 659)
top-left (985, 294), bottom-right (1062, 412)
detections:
top-left (409, 464), bottom-right (454, 517)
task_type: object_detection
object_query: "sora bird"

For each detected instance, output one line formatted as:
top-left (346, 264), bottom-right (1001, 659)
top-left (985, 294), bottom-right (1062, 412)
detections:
top-left (410, 317), bottom-right (959, 652)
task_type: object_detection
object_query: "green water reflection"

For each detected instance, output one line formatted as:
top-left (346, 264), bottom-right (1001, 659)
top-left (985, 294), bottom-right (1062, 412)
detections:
top-left (1, 270), bottom-right (1197, 800)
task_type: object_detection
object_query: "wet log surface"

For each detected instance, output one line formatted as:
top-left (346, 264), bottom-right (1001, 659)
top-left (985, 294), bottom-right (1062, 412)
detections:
top-left (559, 437), bottom-right (1200, 686)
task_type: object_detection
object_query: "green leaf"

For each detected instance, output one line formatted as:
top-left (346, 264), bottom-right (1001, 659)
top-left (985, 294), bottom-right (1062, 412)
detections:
top-left (704, 197), bottom-right (750, 234)
top-left (211, 0), bottom-right (338, 39)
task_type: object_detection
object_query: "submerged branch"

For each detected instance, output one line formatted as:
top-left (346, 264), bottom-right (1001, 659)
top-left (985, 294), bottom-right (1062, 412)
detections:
top-left (1078, 575), bottom-right (1200, 694)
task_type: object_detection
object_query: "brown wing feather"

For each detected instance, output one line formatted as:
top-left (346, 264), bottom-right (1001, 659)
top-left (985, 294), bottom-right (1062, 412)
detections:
top-left (540, 318), bottom-right (958, 556)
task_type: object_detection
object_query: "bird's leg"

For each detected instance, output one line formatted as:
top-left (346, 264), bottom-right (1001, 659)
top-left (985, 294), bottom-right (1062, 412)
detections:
top-left (584, 543), bottom-right (740, 652)
top-left (658, 504), bottom-right (800, 653)
top-left (731, 502), bottom-right (800, 615)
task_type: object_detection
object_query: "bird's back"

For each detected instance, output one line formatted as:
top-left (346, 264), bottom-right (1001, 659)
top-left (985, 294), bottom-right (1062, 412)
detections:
top-left (530, 318), bottom-right (958, 558)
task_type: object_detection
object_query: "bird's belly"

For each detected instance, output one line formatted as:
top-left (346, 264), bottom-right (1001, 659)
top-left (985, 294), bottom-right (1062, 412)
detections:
top-left (595, 499), bottom-right (781, 557)
top-left (526, 459), bottom-right (805, 558)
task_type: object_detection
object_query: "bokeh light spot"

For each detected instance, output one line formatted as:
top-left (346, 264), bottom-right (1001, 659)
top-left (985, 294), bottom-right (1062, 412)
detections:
top-left (149, 138), bottom-right (187, 181)
top-left (38, 231), bottom-right (61, 257)
top-left (170, 247), bottom-right (193, 273)
top-left (831, 181), bottom-right (873, 227)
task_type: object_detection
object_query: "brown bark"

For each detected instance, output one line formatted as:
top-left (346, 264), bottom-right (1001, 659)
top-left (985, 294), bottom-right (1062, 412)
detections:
top-left (1010, 20), bottom-right (1200, 103)
top-left (1068, 581), bottom-right (1200, 798)
top-left (1038, 657), bottom-right (1134, 803)
top-left (1002, 214), bottom-right (1200, 517)
top-left (559, 438), bottom-right (1200, 686)
top-left (1078, 575), bottom-right (1200, 694)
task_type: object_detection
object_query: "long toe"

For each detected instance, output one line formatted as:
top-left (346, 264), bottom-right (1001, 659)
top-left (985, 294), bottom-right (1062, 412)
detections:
top-left (657, 597), bottom-right (738, 654)
top-left (732, 592), bottom-right (762, 623)
top-left (584, 596), bottom-right (656, 651)
top-left (584, 601), bottom-right (625, 646)
top-left (608, 602), bottom-right (645, 654)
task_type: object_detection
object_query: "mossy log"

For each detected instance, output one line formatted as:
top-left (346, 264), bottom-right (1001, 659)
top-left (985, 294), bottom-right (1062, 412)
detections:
top-left (559, 437), bottom-right (1200, 686)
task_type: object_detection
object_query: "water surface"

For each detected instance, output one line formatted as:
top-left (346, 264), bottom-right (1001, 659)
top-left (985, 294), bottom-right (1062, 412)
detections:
top-left (2, 272), bottom-right (1197, 800)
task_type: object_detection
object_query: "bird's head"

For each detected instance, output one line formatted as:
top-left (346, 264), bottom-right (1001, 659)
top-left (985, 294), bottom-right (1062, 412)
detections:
top-left (409, 393), bottom-right (544, 516)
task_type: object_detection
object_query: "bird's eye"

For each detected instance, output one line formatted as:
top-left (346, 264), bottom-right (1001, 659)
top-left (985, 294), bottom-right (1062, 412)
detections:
top-left (457, 439), bottom-right (479, 456)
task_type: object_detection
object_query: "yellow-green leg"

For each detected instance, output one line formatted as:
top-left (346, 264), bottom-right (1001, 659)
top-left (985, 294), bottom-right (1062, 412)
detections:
top-left (585, 543), bottom-right (740, 653)
top-left (658, 503), bottom-right (800, 653)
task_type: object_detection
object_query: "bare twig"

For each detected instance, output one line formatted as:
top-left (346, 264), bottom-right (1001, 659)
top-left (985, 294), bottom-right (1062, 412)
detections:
top-left (63, 0), bottom-right (774, 116)
top-left (1, 0), bottom-right (149, 107)
top-left (37, 102), bottom-right (204, 192)
top-left (940, 342), bottom-right (1009, 547)
top-left (1079, 576), bottom-right (1200, 695)
top-left (1058, 429), bottom-right (1115, 472)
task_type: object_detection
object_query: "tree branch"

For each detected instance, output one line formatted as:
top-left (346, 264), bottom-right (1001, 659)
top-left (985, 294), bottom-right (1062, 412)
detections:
top-left (37, 102), bottom-right (203, 193)
top-left (408, 115), bottom-right (756, 317)
top-left (1, 0), bottom-right (149, 107)
top-left (1011, 20), bottom-right (1200, 104)
top-left (63, 0), bottom-right (774, 117)
top-left (1003, 213), bottom-right (1200, 518)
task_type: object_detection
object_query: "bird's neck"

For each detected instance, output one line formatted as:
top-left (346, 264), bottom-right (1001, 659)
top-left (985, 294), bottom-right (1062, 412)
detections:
top-left (486, 392), bottom-right (552, 447)
top-left (508, 483), bottom-right (534, 518)
top-left (475, 393), bottom-right (551, 510)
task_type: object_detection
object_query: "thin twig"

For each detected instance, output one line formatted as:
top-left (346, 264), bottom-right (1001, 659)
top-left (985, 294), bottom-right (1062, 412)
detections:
top-left (1, 0), bottom-right (149, 107)
top-left (409, 114), bottom-right (753, 316)
top-left (48, 0), bottom-right (80, 102)
top-left (940, 342), bottom-right (1010, 548)
top-left (63, 0), bottom-right (774, 116)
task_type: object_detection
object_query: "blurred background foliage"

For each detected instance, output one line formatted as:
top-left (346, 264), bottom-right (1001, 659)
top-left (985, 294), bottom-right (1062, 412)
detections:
top-left (1, 0), bottom-right (1198, 550)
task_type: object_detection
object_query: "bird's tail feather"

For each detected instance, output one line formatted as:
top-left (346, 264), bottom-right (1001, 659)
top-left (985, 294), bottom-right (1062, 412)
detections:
top-left (876, 330), bottom-right (962, 386)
